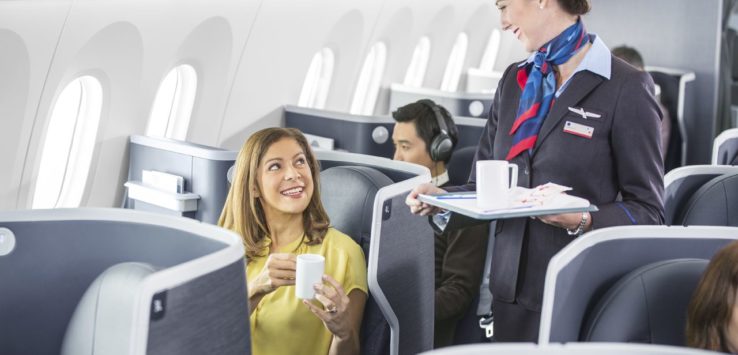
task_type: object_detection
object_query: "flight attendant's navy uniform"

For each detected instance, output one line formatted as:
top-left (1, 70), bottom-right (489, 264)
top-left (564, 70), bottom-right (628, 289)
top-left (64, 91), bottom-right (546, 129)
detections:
top-left (446, 35), bottom-right (665, 341)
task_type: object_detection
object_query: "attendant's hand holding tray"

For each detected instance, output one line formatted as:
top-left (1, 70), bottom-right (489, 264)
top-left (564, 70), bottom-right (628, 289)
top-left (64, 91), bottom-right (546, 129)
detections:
top-left (418, 182), bottom-right (598, 220)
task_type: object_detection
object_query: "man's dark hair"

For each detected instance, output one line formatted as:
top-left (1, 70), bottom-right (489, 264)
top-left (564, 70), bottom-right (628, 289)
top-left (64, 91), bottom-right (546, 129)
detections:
top-left (612, 45), bottom-right (645, 70)
top-left (391, 99), bottom-right (459, 163)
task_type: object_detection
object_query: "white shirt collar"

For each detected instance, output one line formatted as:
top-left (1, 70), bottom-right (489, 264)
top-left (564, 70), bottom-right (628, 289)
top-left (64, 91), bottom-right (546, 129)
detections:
top-left (432, 170), bottom-right (450, 187)
top-left (518, 34), bottom-right (612, 97)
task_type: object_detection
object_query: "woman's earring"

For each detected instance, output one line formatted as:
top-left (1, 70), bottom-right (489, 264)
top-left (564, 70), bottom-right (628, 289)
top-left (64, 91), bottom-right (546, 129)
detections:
top-left (539, 4), bottom-right (544, 9)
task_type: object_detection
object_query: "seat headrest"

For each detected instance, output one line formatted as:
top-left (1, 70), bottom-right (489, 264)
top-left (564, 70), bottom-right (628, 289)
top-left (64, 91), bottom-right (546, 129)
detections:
top-left (320, 166), bottom-right (393, 255)
top-left (62, 262), bottom-right (157, 355)
top-left (681, 173), bottom-right (738, 226)
top-left (447, 146), bottom-right (477, 186)
top-left (582, 258), bottom-right (708, 345)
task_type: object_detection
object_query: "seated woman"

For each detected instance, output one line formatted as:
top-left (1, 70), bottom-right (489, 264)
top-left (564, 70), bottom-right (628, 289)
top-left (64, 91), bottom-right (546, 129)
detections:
top-left (686, 240), bottom-right (738, 353)
top-left (219, 127), bottom-right (367, 355)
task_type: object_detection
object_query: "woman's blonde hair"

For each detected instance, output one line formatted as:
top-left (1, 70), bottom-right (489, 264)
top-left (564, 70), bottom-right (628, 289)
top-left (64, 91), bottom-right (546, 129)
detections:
top-left (686, 240), bottom-right (738, 352)
top-left (218, 127), bottom-right (330, 261)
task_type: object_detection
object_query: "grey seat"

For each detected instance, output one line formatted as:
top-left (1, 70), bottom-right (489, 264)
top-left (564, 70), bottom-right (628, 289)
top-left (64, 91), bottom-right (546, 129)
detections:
top-left (418, 342), bottom-right (718, 355)
top-left (320, 165), bottom-right (395, 355)
top-left (663, 165), bottom-right (738, 225)
top-left (447, 146), bottom-right (477, 186)
top-left (711, 128), bottom-right (738, 165)
top-left (320, 165), bottom-right (393, 256)
top-left (0, 208), bottom-right (250, 355)
top-left (680, 172), bottom-right (738, 226)
top-left (317, 152), bottom-right (435, 355)
top-left (647, 68), bottom-right (695, 172)
top-left (581, 259), bottom-right (708, 345)
top-left (62, 262), bottom-right (158, 355)
top-left (538, 225), bottom-right (738, 345)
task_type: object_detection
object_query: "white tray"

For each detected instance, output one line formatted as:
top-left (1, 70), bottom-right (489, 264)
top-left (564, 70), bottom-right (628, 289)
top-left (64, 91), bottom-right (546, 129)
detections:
top-left (418, 190), bottom-right (598, 220)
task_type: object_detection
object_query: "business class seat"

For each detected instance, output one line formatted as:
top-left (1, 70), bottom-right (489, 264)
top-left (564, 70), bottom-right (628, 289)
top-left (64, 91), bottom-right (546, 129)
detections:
top-left (0, 208), bottom-right (250, 355)
top-left (647, 67), bottom-right (696, 172)
top-left (418, 342), bottom-right (718, 355)
top-left (317, 151), bottom-right (435, 355)
top-left (664, 165), bottom-right (738, 225)
top-left (62, 262), bottom-right (158, 355)
top-left (581, 259), bottom-right (708, 345)
top-left (711, 128), bottom-right (738, 165)
top-left (321, 165), bottom-right (393, 355)
top-left (679, 172), bottom-right (738, 226)
top-left (538, 225), bottom-right (738, 345)
top-left (320, 166), bottom-right (393, 266)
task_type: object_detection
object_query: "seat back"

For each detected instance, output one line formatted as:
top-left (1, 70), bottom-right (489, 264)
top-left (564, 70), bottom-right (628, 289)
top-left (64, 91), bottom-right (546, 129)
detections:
top-left (62, 262), bottom-right (157, 355)
top-left (0, 209), bottom-right (249, 355)
top-left (581, 259), bottom-right (708, 345)
top-left (711, 128), bottom-right (738, 165)
top-left (319, 160), bottom-right (434, 355)
top-left (647, 68), bottom-right (696, 171)
top-left (447, 146), bottom-right (477, 186)
top-left (664, 165), bottom-right (738, 224)
top-left (538, 225), bottom-right (738, 345)
top-left (315, 150), bottom-right (435, 355)
top-left (125, 135), bottom-right (237, 224)
top-left (680, 172), bottom-right (738, 226)
top-left (370, 175), bottom-right (436, 355)
top-left (418, 342), bottom-right (719, 355)
top-left (320, 166), bottom-right (393, 256)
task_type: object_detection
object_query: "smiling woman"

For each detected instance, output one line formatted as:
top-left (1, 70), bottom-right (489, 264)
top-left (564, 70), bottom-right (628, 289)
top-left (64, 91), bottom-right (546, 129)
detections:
top-left (218, 127), bottom-right (368, 355)
top-left (406, 0), bottom-right (665, 343)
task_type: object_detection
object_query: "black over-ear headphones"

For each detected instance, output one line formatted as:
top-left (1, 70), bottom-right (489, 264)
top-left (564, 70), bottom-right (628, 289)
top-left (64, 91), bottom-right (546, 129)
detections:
top-left (420, 100), bottom-right (454, 162)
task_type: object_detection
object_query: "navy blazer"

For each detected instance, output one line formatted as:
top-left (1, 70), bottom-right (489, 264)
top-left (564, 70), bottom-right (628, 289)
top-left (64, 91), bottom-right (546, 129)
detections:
top-left (447, 56), bottom-right (665, 311)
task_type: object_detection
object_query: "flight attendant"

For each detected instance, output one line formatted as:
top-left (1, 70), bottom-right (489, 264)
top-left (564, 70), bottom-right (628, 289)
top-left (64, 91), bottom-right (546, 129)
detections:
top-left (406, 0), bottom-right (664, 342)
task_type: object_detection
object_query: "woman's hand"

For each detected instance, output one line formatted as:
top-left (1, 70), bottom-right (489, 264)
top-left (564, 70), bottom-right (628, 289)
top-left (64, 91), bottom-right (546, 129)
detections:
top-left (303, 275), bottom-right (353, 339)
top-left (405, 183), bottom-right (447, 216)
top-left (249, 253), bottom-right (297, 297)
top-left (537, 211), bottom-right (592, 233)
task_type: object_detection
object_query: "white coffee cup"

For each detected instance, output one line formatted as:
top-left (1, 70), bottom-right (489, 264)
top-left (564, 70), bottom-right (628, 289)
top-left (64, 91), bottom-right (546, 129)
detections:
top-left (295, 254), bottom-right (325, 299)
top-left (476, 160), bottom-right (518, 210)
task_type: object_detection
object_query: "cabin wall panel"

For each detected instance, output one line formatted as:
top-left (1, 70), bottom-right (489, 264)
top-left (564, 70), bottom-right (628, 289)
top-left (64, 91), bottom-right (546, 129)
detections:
top-left (0, 1), bottom-right (72, 210)
top-left (585, 0), bottom-right (723, 164)
top-left (14, 0), bottom-right (259, 208)
top-left (218, 0), bottom-right (385, 149)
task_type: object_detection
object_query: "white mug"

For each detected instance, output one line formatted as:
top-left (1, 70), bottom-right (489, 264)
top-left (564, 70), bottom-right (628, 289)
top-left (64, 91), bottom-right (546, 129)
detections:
top-left (476, 160), bottom-right (518, 210)
top-left (295, 254), bottom-right (325, 299)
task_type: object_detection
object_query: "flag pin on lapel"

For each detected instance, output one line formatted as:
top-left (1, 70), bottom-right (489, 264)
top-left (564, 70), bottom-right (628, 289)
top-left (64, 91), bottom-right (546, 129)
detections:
top-left (563, 121), bottom-right (594, 139)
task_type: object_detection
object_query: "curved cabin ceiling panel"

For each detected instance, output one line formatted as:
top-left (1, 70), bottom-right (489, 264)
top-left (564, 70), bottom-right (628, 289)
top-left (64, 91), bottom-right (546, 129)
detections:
top-left (219, 0), bottom-right (381, 149)
top-left (0, 1), bottom-right (73, 211)
top-left (20, 21), bottom-right (144, 209)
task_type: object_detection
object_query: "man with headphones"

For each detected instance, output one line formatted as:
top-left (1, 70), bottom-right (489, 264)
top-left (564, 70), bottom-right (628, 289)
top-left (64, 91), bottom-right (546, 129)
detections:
top-left (391, 99), bottom-right (489, 347)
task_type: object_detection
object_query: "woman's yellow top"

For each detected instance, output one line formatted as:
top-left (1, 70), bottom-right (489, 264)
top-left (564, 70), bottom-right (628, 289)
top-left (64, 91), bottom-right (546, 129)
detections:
top-left (247, 228), bottom-right (368, 355)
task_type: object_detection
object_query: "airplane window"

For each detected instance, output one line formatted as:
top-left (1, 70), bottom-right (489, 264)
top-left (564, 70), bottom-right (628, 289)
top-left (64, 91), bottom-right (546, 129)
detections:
top-left (32, 76), bottom-right (103, 208)
top-left (440, 32), bottom-right (469, 92)
top-left (403, 36), bottom-right (431, 88)
top-left (298, 48), bottom-right (335, 109)
top-left (146, 64), bottom-right (197, 140)
top-left (350, 42), bottom-right (387, 115)
top-left (479, 29), bottom-right (501, 72)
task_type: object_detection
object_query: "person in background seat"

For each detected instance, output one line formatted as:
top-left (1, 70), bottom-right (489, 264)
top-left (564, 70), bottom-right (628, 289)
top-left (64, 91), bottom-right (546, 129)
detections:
top-left (219, 127), bottom-right (367, 355)
top-left (611, 45), bottom-right (672, 162)
top-left (392, 99), bottom-right (489, 347)
top-left (686, 240), bottom-right (738, 353)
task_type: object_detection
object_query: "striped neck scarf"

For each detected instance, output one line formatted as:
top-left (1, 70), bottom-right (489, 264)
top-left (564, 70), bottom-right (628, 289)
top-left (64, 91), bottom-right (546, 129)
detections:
top-left (506, 20), bottom-right (588, 160)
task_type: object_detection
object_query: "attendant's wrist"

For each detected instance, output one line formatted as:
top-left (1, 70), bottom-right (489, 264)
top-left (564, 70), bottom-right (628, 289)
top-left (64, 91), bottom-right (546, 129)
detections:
top-left (566, 212), bottom-right (590, 236)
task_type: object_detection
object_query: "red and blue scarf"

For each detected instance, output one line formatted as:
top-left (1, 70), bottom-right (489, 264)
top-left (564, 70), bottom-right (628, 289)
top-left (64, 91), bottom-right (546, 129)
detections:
top-left (506, 20), bottom-right (588, 160)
